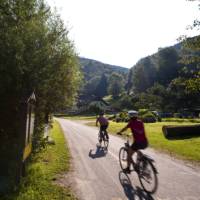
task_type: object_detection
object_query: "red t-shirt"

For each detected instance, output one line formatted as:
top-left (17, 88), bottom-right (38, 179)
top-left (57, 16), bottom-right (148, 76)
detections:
top-left (127, 119), bottom-right (147, 143)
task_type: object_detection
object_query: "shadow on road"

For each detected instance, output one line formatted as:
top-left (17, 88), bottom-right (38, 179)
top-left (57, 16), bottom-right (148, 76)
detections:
top-left (119, 171), bottom-right (154, 200)
top-left (88, 145), bottom-right (107, 159)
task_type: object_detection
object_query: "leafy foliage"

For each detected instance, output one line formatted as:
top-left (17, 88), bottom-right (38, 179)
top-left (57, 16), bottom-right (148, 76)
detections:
top-left (0, 0), bottom-right (80, 185)
top-left (79, 57), bottom-right (128, 97)
top-left (107, 72), bottom-right (125, 98)
top-left (126, 37), bottom-right (200, 113)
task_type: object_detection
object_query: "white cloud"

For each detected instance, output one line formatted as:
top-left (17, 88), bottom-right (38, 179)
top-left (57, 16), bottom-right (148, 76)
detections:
top-left (47, 0), bottom-right (199, 68)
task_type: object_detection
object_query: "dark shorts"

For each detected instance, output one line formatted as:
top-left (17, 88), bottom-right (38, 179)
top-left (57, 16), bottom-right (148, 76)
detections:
top-left (100, 125), bottom-right (108, 131)
top-left (131, 141), bottom-right (148, 151)
top-left (99, 125), bottom-right (109, 140)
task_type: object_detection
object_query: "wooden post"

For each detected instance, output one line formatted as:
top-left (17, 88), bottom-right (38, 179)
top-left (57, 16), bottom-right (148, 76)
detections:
top-left (15, 92), bottom-right (36, 184)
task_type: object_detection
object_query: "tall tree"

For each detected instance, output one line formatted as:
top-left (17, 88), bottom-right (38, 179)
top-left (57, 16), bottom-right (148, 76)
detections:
top-left (108, 72), bottom-right (124, 98)
top-left (0, 0), bottom-right (81, 179)
top-left (132, 57), bottom-right (157, 92)
top-left (94, 74), bottom-right (108, 98)
top-left (180, 36), bottom-right (200, 93)
top-left (156, 47), bottom-right (180, 86)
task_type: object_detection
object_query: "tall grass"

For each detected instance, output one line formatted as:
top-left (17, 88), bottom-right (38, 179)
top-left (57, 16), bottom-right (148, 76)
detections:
top-left (2, 121), bottom-right (76, 200)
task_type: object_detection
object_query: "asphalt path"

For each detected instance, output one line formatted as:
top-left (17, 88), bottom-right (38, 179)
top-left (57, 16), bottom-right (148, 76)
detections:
top-left (57, 118), bottom-right (200, 200)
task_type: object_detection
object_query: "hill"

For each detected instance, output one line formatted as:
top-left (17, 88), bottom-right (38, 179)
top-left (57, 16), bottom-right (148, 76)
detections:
top-left (125, 35), bottom-right (200, 112)
top-left (79, 57), bottom-right (128, 81)
top-left (79, 57), bottom-right (128, 97)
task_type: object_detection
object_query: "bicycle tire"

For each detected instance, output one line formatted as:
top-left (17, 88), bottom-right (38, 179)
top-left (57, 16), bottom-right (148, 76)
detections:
top-left (137, 158), bottom-right (158, 194)
top-left (119, 147), bottom-right (128, 170)
top-left (98, 132), bottom-right (103, 144)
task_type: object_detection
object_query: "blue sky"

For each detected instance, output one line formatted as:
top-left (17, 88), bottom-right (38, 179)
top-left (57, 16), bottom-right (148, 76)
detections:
top-left (47, 0), bottom-right (199, 68)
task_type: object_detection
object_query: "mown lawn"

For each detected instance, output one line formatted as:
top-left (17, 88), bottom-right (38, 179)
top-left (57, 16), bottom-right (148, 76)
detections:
top-left (87, 120), bottom-right (200, 162)
top-left (3, 121), bottom-right (76, 200)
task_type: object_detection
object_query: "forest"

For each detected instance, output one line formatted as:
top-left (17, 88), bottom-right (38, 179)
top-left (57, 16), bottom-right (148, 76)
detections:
top-left (78, 36), bottom-right (200, 116)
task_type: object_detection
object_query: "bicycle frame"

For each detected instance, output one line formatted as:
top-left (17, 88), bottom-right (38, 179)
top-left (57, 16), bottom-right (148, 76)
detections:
top-left (122, 135), bottom-right (157, 173)
top-left (119, 134), bottom-right (158, 194)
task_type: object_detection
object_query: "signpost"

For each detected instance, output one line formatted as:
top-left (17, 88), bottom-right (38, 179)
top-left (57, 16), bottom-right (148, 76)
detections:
top-left (23, 93), bottom-right (36, 162)
top-left (16, 92), bottom-right (36, 183)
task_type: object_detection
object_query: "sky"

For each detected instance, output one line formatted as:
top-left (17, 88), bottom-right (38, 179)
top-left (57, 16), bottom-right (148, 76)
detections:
top-left (46, 0), bottom-right (199, 68)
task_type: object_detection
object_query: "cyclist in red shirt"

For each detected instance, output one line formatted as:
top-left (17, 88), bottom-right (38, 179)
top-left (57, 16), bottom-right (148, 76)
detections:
top-left (117, 110), bottom-right (148, 173)
top-left (96, 112), bottom-right (109, 141)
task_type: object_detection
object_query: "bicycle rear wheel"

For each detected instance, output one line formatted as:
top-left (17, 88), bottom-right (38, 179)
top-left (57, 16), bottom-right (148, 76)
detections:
top-left (98, 132), bottom-right (102, 144)
top-left (137, 158), bottom-right (158, 194)
top-left (119, 147), bottom-right (128, 170)
top-left (104, 139), bottom-right (109, 149)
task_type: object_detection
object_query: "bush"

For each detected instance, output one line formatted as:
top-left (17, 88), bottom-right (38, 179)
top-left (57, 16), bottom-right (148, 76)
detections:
top-left (119, 112), bottom-right (128, 121)
top-left (108, 115), bottom-right (116, 120)
top-left (138, 109), bottom-right (149, 116)
top-left (173, 113), bottom-right (182, 118)
top-left (140, 111), bottom-right (157, 123)
top-left (112, 111), bottom-right (129, 122)
top-left (88, 101), bottom-right (105, 114)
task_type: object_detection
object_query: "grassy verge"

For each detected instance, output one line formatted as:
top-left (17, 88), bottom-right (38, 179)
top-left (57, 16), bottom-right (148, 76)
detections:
top-left (87, 120), bottom-right (200, 162)
top-left (162, 118), bottom-right (200, 123)
top-left (3, 121), bottom-right (76, 200)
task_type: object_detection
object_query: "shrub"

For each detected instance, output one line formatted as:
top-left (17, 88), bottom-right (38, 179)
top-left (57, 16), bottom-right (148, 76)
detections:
top-left (140, 111), bottom-right (157, 123)
top-left (108, 115), bottom-right (116, 120)
top-left (138, 109), bottom-right (149, 116)
top-left (88, 101), bottom-right (105, 114)
top-left (173, 113), bottom-right (182, 118)
top-left (115, 117), bottom-right (121, 123)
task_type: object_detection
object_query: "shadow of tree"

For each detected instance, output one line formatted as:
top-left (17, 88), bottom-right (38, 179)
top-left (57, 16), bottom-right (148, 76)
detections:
top-left (119, 171), bottom-right (154, 200)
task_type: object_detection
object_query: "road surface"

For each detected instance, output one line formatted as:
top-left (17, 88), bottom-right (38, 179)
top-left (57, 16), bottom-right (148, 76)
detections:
top-left (57, 118), bottom-right (200, 200)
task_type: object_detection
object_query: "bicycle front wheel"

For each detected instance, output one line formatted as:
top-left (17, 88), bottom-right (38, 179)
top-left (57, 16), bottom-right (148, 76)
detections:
top-left (119, 147), bottom-right (128, 170)
top-left (104, 139), bottom-right (109, 149)
top-left (137, 158), bottom-right (158, 194)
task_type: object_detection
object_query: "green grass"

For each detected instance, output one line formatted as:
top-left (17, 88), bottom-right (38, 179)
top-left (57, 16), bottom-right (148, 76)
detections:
top-left (144, 122), bottom-right (200, 162)
top-left (3, 121), bottom-right (76, 200)
top-left (87, 120), bottom-right (200, 163)
top-left (162, 118), bottom-right (200, 123)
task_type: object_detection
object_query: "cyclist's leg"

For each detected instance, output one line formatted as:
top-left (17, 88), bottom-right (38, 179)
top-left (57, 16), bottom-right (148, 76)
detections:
top-left (123, 147), bottom-right (135, 173)
top-left (127, 147), bottom-right (135, 167)
top-left (132, 142), bottom-right (148, 170)
top-left (99, 126), bottom-right (104, 141)
top-left (104, 125), bottom-right (109, 140)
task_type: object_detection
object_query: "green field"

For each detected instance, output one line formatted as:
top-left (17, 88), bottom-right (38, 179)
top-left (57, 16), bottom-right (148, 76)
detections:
top-left (3, 121), bottom-right (76, 200)
top-left (87, 120), bottom-right (200, 163)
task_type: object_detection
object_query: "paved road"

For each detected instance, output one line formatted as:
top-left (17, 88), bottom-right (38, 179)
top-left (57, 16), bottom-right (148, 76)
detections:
top-left (57, 118), bottom-right (200, 200)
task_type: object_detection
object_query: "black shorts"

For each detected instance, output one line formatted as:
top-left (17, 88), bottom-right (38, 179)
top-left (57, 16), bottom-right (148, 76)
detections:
top-left (100, 125), bottom-right (108, 131)
top-left (131, 141), bottom-right (148, 151)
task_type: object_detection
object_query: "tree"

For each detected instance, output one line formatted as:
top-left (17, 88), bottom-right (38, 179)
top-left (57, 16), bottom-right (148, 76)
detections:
top-left (107, 72), bottom-right (125, 98)
top-left (0, 0), bottom-right (81, 181)
top-left (157, 47), bottom-right (180, 86)
top-left (131, 57), bottom-right (157, 93)
top-left (180, 36), bottom-right (200, 93)
top-left (94, 74), bottom-right (108, 98)
top-left (167, 77), bottom-right (200, 111)
top-left (178, 0), bottom-right (200, 94)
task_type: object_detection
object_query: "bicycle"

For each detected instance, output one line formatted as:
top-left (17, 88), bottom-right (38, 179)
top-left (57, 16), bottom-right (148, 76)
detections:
top-left (98, 130), bottom-right (109, 149)
top-left (118, 134), bottom-right (158, 194)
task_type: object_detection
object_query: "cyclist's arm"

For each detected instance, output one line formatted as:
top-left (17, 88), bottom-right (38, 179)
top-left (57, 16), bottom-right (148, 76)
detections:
top-left (96, 118), bottom-right (99, 126)
top-left (117, 125), bottom-right (129, 135)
